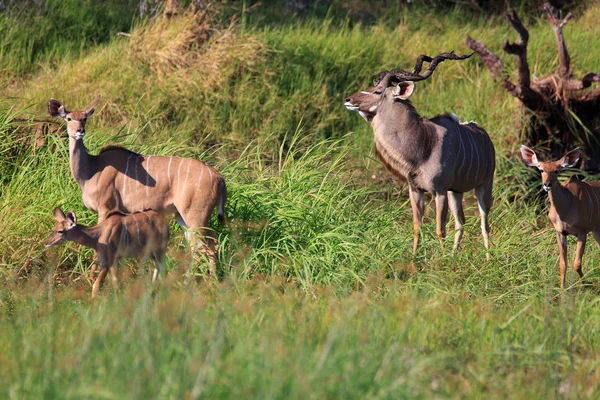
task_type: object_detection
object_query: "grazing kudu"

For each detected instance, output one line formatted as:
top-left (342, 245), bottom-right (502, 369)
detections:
top-left (45, 207), bottom-right (170, 297)
top-left (48, 97), bottom-right (226, 273)
top-left (520, 145), bottom-right (600, 288)
top-left (344, 51), bottom-right (496, 258)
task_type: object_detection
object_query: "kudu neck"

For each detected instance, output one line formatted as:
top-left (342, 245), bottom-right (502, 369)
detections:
top-left (67, 225), bottom-right (101, 251)
top-left (69, 137), bottom-right (93, 185)
top-left (372, 99), bottom-right (435, 168)
top-left (547, 179), bottom-right (572, 214)
top-left (376, 99), bottom-right (421, 126)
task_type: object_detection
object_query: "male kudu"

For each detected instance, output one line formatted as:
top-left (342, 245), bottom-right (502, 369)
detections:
top-left (344, 52), bottom-right (496, 258)
top-left (48, 97), bottom-right (226, 273)
top-left (521, 146), bottom-right (600, 288)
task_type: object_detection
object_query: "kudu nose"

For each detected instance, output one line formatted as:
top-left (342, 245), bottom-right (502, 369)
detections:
top-left (543, 184), bottom-right (552, 192)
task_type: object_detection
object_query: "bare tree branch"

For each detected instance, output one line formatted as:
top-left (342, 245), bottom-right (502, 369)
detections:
top-left (502, 8), bottom-right (530, 89)
top-left (544, 2), bottom-right (572, 79)
top-left (465, 36), bottom-right (505, 80)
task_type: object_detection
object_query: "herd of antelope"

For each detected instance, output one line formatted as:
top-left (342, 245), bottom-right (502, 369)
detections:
top-left (44, 50), bottom-right (598, 296)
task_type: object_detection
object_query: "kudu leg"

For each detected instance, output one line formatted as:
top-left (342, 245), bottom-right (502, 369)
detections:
top-left (89, 258), bottom-right (98, 282)
top-left (193, 228), bottom-right (219, 275)
top-left (557, 232), bottom-right (568, 289)
top-left (408, 187), bottom-right (425, 256)
top-left (92, 267), bottom-right (109, 298)
top-left (448, 191), bottom-right (465, 252)
top-left (573, 233), bottom-right (587, 281)
top-left (184, 228), bottom-right (218, 276)
top-left (109, 266), bottom-right (119, 295)
top-left (152, 256), bottom-right (165, 282)
top-left (475, 183), bottom-right (493, 259)
top-left (178, 211), bottom-right (219, 277)
top-left (434, 191), bottom-right (449, 243)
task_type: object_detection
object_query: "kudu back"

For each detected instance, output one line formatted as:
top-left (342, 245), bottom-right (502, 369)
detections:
top-left (46, 207), bottom-right (170, 298)
top-left (521, 145), bottom-right (600, 288)
top-left (48, 97), bottom-right (226, 271)
top-left (344, 52), bottom-right (496, 257)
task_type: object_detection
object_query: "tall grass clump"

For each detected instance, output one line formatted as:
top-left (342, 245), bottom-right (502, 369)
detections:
top-left (218, 128), bottom-right (413, 289)
top-left (0, 0), bottom-right (139, 80)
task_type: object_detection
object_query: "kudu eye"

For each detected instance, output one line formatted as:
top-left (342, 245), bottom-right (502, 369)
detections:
top-left (66, 117), bottom-right (72, 121)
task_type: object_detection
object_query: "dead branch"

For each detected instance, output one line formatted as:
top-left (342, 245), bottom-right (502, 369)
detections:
top-left (544, 2), bottom-right (572, 78)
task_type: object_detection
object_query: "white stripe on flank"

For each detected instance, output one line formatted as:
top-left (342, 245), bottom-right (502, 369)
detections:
top-left (464, 133), bottom-right (474, 183)
top-left (146, 156), bottom-right (151, 196)
top-left (472, 134), bottom-right (480, 183)
top-left (207, 165), bottom-right (213, 186)
top-left (123, 154), bottom-right (134, 197)
top-left (177, 158), bottom-right (183, 192)
top-left (135, 155), bottom-right (141, 195)
top-left (185, 159), bottom-right (192, 185)
top-left (196, 165), bottom-right (204, 193)
top-left (457, 134), bottom-right (465, 177)
top-left (167, 156), bottom-right (173, 189)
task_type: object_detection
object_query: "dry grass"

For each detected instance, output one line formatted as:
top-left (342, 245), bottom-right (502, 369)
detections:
top-left (5, 5), bottom-right (264, 132)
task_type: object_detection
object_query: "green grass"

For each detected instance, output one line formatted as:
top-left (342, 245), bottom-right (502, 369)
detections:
top-left (2, 1), bottom-right (600, 398)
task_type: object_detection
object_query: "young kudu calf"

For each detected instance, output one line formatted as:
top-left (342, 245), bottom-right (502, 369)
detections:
top-left (521, 146), bottom-right (600, 288)
top-left (48, 97), bottom-right (226, 272)
top-left (46, 207), bottom-right (170, 297)
top-left (344, 52), bottom-right (496, 258)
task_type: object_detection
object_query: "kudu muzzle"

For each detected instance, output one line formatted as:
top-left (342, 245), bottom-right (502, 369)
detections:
top-left (72, 129), bottom-right (86, 140)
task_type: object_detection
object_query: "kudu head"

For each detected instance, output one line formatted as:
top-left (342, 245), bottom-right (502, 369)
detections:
top-left (520, 145), bottom-right (581, 192)
top-left (45, 207), bottom-right (79, 248)
top-left (344, 51), bottom-right (473, 122)
top-left (48, 96), bottom-right (101, 140)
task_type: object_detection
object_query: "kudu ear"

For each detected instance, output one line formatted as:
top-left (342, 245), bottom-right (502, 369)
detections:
top-left (83, 96), bottom-right (101, 117)
top-left (392, 81), bottom-right (415, 101)
top-left (48, 99), bottom-right (68, 119)
top-left (560, 148), bottom-right (581, 168)
top-left (520, 145), bottom-right (540, 168)
top-left (53, 207), bottom-right (67, 222)
top-left (65, 210), bottom-right (77, 226)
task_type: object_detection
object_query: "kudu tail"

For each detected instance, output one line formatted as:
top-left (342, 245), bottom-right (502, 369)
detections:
top-left (216, 176), bottom-right (227, 225)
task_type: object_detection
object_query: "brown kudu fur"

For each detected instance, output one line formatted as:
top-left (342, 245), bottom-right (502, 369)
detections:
top-left (344, 52), bottom-right (495, 259)
top-left (46, 207), bottom-right (170, 298)
top-left (521, 145), bottom-right (600, 288)
top-left (48, 97), bottom-right (226, 273)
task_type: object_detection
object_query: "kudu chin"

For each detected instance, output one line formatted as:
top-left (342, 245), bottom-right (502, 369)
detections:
top-left (46, 207), bottom-right (170, 298)
top-left (48, 97), bottom-right (226, 274)
top-left (521, 145), bottom-right (600, 288)
top-left (345, 51), bottom-right (496, 260)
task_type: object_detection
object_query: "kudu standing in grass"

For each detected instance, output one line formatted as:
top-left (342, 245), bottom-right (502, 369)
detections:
top-left (521, 146), bottom-right (600, 288)
top-left (344, 51), bottom-right (496, 258)
top-left (48, 97), bottom-right (226, 274)
top-left (46, 207), bottom-right (170, 297)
